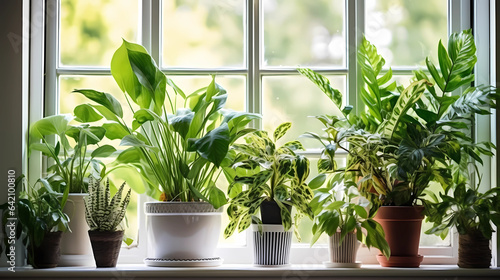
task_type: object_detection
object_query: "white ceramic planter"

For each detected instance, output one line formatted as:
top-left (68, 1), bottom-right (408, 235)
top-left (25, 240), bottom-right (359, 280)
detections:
top-left (252, 224), bottom-right (293, 267)
top-left (324, 231), bottom-right (361, 268)
top-left (144, 202), bottom-right (223, 267)
top-left (59, 193), bottom-right (94, 266)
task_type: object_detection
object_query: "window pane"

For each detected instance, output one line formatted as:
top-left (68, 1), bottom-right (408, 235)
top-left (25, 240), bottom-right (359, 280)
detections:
top-left (59, 0), bottom-right (140, 66)
top-left (162, 0), bottom-right (245, 68)
top-left (262, 75), bottom-right (346, 149)
top-left (365, 0), bottom-right (448, 67)
top-left (262, 0), bottom-right (345, 68)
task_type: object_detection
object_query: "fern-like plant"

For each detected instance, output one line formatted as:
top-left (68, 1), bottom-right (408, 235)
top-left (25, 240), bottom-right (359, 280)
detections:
top-left (299, 29), bottom-right (498, 207)
top-left (84, 177), bottom-right (131, 231)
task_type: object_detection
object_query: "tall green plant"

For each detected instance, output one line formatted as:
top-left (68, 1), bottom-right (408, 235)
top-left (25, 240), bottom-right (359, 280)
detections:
top-left (75, 40), bottom-right (259, 208)
top-left (299, 29), bottom-right (498, 207)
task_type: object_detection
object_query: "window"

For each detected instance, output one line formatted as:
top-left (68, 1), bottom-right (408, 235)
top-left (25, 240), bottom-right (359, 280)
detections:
top-left (37, 0), bottom-right (494, 264)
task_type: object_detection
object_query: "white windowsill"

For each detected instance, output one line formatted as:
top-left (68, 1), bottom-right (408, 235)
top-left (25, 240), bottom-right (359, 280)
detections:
top-left (1, 264), bottom-right (500, 279)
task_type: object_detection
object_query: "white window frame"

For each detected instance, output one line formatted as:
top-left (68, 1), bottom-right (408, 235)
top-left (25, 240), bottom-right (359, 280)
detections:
top-left (33, 0), bottom-right (496, 265)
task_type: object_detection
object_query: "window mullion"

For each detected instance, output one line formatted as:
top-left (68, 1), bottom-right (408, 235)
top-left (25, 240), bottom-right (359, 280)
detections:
top-left (347, 0), bottom-right (364, 114)
top-left (248, 0), bottom-right (261, 129)
top-left (45, 0), bottom-right (59, 117)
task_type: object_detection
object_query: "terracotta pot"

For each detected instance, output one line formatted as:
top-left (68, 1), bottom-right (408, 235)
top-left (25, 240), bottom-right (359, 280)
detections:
top-left (374, 206), bottom-right (424, 267)
top-left (30, 231), bottom-right (63, 269)
top-left (260, 200), bottom-right (292, 224)
top-left (88, 230), bottom-right (124, 267)
top-left (458, 229), bottom-right (491, 268)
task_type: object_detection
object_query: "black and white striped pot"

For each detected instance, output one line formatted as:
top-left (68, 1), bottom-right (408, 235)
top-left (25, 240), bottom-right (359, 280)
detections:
top-left (325, 231), bottom-right (361, 268)
top-left (252, 224), bottom-right (293, 266)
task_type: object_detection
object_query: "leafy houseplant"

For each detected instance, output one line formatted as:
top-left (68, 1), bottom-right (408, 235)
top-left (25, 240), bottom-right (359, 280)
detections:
top-left (75, 40), bottom-right (259, 208)
top-left (223, 123), bottom-right (314, 266)
top-left (29, 114), bottom-right (115, 265)
top-left (29, 115), bottom-right (115, 194)
top-left (309, 173), bottom-right (390, 267)
top-left (75, 40), bottom-right (259, 266)
top-left (425, 164), bottom-right (500, 268)
top-left (1, 176), bottom-right (70, 268)
top-left (84, 177), bottom-right (131, 267)
top-left (224, 122), bottom-right (314, 237)
top-left (299, 29), bottom-right (498, 267)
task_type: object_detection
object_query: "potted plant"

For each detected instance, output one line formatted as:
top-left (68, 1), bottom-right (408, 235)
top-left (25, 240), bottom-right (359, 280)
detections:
top-left (29, 114), bottom-right (115, 265)
top-left (74, 40), bottom-right (259, 267)
top-left (309, 173), bottom-right (390, 268)
top-left (84, 177), bottom-right (131, 267)
top-left (223, 122), bottom-right (314, 266)
top-left (425, 167), bottom-right (500, 268)
top-left (299, 29), bottom-right (498, 267)
top-left (1, 176), bottom-right (70, 268)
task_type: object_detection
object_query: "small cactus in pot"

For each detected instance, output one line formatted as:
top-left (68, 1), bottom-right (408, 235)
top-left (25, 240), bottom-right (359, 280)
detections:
top-left (84, 177), bottom-right (131, 267)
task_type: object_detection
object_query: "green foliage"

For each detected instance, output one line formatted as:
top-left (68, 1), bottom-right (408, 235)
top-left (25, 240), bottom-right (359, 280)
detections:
top-left (223, 123), bottom-right (314, 238)
top-left (425, 167), bottom-right (500, 240)
top-left (1, 176), bottom-right (70, 267)
top-left (84, 177), bottom-right (131, 231)
top-left (309, 174), bottom-right (390, 259)
top-left (75, 40), bottom-right (260, 208)
top-left (300, 29), bottom-right (498, 207)
top-left (29, 114), bottom-right (115, 194)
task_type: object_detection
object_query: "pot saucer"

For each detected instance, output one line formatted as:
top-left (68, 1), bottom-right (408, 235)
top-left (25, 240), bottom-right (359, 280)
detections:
top-left (144, 257), bottom-right (223, 267)
top-left (323, 261), bottom-right (362, 268)
top-left (376, 254), bottom-right (423, 267)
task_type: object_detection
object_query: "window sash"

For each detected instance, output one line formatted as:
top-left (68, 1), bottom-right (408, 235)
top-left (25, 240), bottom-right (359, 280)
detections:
top-left (39, 0), bottom-right (496, 264)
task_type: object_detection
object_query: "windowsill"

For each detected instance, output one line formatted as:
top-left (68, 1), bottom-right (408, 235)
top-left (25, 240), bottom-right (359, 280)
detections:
top-left (2, 264), bottom-right (500, 279)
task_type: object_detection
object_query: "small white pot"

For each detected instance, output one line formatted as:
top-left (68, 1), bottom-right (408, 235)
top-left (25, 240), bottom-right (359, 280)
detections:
top-left (325, 231), bottom-right (361, 268)
top-left (59, 193), bottom-right (94, 266)
top-left (252, 224), bottom-right (293, 266)
top-left (145, 202), bottom-right (222, 266)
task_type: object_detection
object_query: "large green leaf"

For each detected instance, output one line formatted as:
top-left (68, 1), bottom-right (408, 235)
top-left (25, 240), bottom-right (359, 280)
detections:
top-left (426, 29), bottom-right (477, 93)
top-left (74, 104), bottom-right (103, 123)
top-left (111, 40), bottom-right (150, 108)
top-left (30, 114), bottom-right (73, 139)
top-left (168, 108), bottom-right (194, 140)
top-left (102, 122), bottom-right (130, 140)
top-left (207, 185), bottom-right (227, 209)
top-left (91, 145), bottom-right (117, 158)
top-left (379, 80), bottom-right (429, 138)
top-left (73, 89), bottom-right (123, 118)
top-left (297, 68), bottom-right (342, 109)
top-left (127, 49), bottom-right (167, 115)
top-left (187, 123), bottom-right (231, 167)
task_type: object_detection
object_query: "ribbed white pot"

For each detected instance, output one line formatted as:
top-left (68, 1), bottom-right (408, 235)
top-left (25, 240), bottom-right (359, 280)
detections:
top-left (145, 202), bottom-right (222, 265)
top-left (252, 224), bottom-right (293, 266)
top-left (328, 231), bottom-right (360, 265)
top-left (59, 193), bottom-right (94, 266)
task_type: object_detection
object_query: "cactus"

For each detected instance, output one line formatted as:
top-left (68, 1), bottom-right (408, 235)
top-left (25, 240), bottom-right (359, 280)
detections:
top-left (84, 177), bottom-right (131, 231)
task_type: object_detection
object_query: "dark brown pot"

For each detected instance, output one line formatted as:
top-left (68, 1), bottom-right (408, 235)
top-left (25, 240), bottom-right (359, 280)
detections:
top-left (88, 230), bottom-right (124, 267)
top-left (458, 229), bottom-right (491, 268)
top-left (260, 200), bottom-right (292, 224)
top-left (374, 206), bottom-right (424, 267)
top-left (30, 231), bottom-right (63, 269)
